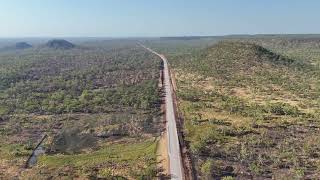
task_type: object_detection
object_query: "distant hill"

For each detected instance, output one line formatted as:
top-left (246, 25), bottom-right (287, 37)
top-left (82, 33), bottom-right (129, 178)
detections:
top-left (15, 42), bottom-right (32, 49)
top-left (176, 41), bottom-right (299, 79)
top-left (45, 39), bottom-right (75, 49)
top-left (204, 41), bottom-right (295, 68)
top-left (239, 37), bottom-right (320, 50)
top-left (0, 42), bottom-right (32, 52)
top-left (171, 41), bottom-right (312, 91)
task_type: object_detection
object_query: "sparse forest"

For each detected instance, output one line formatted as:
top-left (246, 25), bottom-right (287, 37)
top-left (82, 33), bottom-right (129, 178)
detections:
top-left (148, 36), bottom-right (320, 179)
top-left (1, 0), bottom-right (319, 179)
top-left (0, 40), bottom-right (163, 179)
top-left (2, 35), bottom-right (320, 179)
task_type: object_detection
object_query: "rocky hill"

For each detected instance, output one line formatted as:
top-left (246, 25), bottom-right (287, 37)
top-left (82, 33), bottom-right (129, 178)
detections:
top-left (45, 39), bottom-right (75, 49)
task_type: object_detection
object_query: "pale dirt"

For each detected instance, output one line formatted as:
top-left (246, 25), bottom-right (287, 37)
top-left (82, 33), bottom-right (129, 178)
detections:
top-left (157, 131), bottom-right (169, 176)
top-left (157, 54), bottom-right (169, 177)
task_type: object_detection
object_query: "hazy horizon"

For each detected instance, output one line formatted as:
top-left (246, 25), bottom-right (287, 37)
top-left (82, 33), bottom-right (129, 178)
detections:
top-left (2, 33), bottom-right (320, 39)
top-left (1, 0), bottom-right (320, 37)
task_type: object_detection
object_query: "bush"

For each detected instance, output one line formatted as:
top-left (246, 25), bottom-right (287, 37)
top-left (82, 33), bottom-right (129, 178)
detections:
top-left (268, 102), bottom-right (300, 116)
top-left (191, 129), bottom-right (226, 154)
top-left (201, 159), bottom-right (213, 178)
top-left (222, 176), bottom-right (235, 180)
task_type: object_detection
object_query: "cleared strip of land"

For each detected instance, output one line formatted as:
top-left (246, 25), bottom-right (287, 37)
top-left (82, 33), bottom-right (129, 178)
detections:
top-left (141, 45), bottom-right (184, 180)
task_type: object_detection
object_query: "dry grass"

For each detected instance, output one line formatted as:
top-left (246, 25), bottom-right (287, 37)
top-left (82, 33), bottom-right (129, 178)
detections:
top-left (169, 41), bottom-right (320, 179)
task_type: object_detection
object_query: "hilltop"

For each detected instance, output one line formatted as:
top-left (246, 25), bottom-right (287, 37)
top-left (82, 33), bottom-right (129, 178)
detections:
top-left (204, 41), bottom-right (294, 65)
top-left (45, 39), bottom-right (75, 49)
top-left (192, 41), bottom-right (297, 77)
top-left (172, 41), bottom-right (312, 91)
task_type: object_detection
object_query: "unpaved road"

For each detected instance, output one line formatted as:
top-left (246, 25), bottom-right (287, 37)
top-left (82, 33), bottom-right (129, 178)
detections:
top-left (141, 45), bottom-right (184, 180)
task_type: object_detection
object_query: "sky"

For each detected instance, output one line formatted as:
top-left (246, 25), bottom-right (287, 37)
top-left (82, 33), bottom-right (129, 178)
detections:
top-left (0, 0), bottom-right (319, 37)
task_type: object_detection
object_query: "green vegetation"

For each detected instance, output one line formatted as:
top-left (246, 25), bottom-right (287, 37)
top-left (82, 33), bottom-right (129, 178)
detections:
top-left (0, 43), bottom-right (161, 115)
top-left (0, 40), bottom-right (163, 179)
top-left (149, 37), bottom-right (320, 179)
top-left (2, 36), bottom-right (320, 179)
top-left (23, 139), bottom-right (158, 179)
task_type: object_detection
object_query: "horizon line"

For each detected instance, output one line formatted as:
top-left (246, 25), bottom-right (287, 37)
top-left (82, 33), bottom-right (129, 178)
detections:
top-left (0, 33), bottom-right (320, 39)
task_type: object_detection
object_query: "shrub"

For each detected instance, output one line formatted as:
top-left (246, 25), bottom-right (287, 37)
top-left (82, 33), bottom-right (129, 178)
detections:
top-left (268, 102), bottom-right (300, 116)
top-left (201, 159), bottom-right (213, 178)
top-left (222, 176), bottom-right (235, 180)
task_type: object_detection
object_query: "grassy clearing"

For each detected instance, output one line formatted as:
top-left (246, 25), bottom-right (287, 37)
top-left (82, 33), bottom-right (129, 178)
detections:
top-left (39, 139), bottom-right (157, 167)
top-left (0, 141), bottom-right (32, 177)
top-left (22, 138), bottom-right (158, 179)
